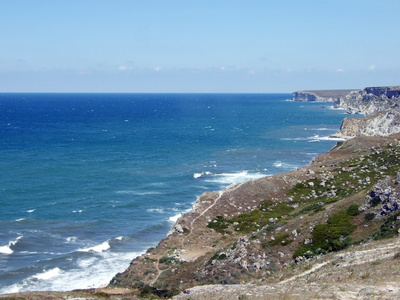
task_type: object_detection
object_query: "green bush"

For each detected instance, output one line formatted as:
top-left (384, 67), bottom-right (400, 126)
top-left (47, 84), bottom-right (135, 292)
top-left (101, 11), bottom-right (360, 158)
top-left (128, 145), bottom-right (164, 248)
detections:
top-left (373, 212), bottom-right (400, 240)
top-left (262, 233), bottom-right (293, 247)
top-left (159, 256), bottom-right (179, 265)
top-left (364, 212), bottom-right (376, 222)
top-left (293, 210), bottom-right (356, 258)
top-left (207, 216), bottom-right (229, 234)
top-left (346, 204), bottom-right (360, 216)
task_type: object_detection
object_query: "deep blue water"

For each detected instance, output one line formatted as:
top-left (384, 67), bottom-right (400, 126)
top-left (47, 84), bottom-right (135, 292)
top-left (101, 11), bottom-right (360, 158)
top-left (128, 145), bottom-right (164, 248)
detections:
top-left (0, 93), bottom-right (350, 292)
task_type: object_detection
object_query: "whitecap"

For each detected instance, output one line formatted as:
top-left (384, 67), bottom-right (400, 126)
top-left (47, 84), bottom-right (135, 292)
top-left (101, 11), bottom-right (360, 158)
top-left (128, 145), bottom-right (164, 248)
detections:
top-left (15, 218), bottom-right (26, 222)
top-left (27, 209), bottom-right (35, 213)
top-left (0, 244), bottom-right (13, 254)
top-left (193, 171), bottom-right (212, 179)
top-left (0, 236), bottom-right (22, 254)
top-left (168, 213), bottom-right (182, 223)
top-left (147, 208), bottom-right (164, 213)
top-left (77, 241), bottom-right (110, 253)
top-left (203, 171), bottom-right (266, 185)
top-left (308, 134), bottom-right (345, 142)
top-left (116, 190), bottom-right (161, 195)
top-left (33, 267), bottom-right (62, 280)
top-left (66, 236), bottom-right (78, 243)
top-left (273, 161), bottom-right (298, 170)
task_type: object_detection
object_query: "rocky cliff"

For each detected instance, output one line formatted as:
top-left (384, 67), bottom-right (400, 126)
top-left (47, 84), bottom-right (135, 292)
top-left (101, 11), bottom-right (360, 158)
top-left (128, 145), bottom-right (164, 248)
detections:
top-left (292, 89), bottom-right (356, 102)
top-left (3, 87), bottom-right (400, 300)
top-left (293, 86), bottom-right (400, 139)
top-left (104, 132), bottom-right (400, 299)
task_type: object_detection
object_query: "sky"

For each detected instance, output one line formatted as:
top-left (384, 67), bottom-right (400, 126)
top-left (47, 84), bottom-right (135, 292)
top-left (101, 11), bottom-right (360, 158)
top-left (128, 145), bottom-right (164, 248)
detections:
top-left (1, 0), bottom-right (399, 93)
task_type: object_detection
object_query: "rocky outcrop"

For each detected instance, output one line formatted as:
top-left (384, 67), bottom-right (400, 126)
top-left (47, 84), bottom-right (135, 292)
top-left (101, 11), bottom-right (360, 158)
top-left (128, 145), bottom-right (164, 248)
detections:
top-left (334, 86), bottom-right (400, 115)
top-left (294, 86), bottom-right (400, 139)
top-left (293, 89), bottom-right (356, 102)
top-left (332, 109), bottom-right (400, 139)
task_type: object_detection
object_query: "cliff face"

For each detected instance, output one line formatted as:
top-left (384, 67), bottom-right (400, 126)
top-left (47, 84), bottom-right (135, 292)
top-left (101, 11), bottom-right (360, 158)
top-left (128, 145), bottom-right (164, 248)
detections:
top-left (293, 86), bottom-right (400, 139)
top-left (109, 134), bottom-right (400, 297)
top-left (103, 87), bottom-right (400, 299)
top-left (292, 89), bottom-right (355, 102)
top-left (335, 86), bottom-right (400, 115)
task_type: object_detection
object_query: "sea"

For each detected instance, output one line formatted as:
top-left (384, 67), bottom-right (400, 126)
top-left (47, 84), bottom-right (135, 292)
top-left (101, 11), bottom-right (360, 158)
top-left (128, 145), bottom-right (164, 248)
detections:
top-left (0, 93), bottom-right (351, 293)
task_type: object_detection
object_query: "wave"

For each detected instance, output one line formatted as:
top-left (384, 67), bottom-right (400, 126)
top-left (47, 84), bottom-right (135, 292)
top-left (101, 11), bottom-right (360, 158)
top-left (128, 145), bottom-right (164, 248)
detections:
top-left (77, 241), bottom-right (110, 253)
top-left (193, 171), bottom-right (212, 179)
top-left (195, 171), bottom-right (267, 185)
top-left (273, 161), bottom-right (299, 170)
top-left (33, 267), bottom-right (62, 280)
top-left (147, 208), bottom-right (165, 213)
top-left (281, 134), bottom-right (344, 142)
top-left (0, 250), bottom-right (145, 294)
top-left (0, 236), bottom-right (22, 254)
top-left (116, 190), bottom-right (162, 195)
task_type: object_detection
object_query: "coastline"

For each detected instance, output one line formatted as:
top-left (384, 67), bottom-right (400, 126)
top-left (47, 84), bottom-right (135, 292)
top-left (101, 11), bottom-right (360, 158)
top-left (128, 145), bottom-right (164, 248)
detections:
top-left (2, 86), bottom-right (400, 299)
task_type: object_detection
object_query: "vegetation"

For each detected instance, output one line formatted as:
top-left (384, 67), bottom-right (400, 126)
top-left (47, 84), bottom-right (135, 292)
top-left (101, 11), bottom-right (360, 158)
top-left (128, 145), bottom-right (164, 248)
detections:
top-left (138, 284), bottom-right (180, 299)
top-left (262, 234), bottom-right (293, 248)
top-left (207, 200), bottom-right (294, 234)
top-left (293, 208), bottom-right (357, 258)
top-left (373, 212), bottom-right (400, 240)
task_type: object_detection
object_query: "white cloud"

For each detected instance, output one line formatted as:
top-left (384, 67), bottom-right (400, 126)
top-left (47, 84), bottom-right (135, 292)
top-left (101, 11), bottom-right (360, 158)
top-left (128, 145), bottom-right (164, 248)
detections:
top-left (118, 66), bottom-right (133, 71)
top-left (368, 65), bottom-right (376, 71)
top-left (247, 70), bottom-right (256, 75)
top-left (336, 68), bottom-right (345, 73)
top-left (154, 66), bottom-right (164, 72)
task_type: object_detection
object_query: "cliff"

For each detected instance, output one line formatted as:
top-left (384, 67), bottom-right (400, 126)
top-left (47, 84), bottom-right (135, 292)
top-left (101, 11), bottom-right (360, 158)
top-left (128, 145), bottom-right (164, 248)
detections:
top-left (3, 87), bottom-right (400, 300)
top-left (292, 89), bottom-right (356, 102)
top-left (105, 132), bottom-right (400, 299)
top-left (293, 86), bottom-right (400, 139)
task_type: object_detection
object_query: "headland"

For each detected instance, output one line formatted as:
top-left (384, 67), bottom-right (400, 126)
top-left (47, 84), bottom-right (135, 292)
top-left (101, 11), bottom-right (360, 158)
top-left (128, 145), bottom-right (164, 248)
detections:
top-left (2, 86), bottom-right (400, 299)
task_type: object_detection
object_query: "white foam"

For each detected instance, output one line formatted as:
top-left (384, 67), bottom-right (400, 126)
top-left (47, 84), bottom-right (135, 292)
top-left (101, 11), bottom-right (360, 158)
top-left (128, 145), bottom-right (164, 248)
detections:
top-left (308, 134), bottom-right (345, 142)
top-left (0, 244), bottom-right (13, 254)
top-left (33, 267), bottom-right (62, 280)
top-left (27, 209), bottom-right (35, 213)
top-left (0, 250), bottom-right (145, 294)
top-left (0, 236), bottom-right (22, 254)
top-left (66, 236), bottom-right (78, 243)
top-left (193, 171), bottom-right (212, 179)
top-left (168, 213), bottom-right (182, 223)
top-left (203, 171), bottom-right (266, 185)
top-left (116, 190), bottom-right (161, 195)
top-left (77, 241), bottom-right (110, 253)
top-left (15, 218), bottom-right (26, 222)
top-left (147, 208), bottom-right (165, 213)
top-left (273, 161), bottom-right (298, 170)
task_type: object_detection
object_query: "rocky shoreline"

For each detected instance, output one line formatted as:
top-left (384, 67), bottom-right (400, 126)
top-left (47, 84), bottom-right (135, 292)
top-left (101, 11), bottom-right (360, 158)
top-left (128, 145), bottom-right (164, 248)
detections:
top-left (2, 86), bottom-right (400, 299)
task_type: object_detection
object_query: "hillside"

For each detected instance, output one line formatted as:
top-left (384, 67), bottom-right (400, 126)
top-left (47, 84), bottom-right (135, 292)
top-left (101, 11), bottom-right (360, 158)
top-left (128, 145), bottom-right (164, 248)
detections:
top-left (2, 87), bottom-right (400, 299)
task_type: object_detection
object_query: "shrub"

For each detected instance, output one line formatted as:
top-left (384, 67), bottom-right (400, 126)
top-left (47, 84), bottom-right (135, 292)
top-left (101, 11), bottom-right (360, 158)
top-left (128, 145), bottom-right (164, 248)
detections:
top-left (207, 216), bottom-right (229, 234)
top-left (364, 212), bottom-right (376, 222)
top-left (293, 210), bottom-right (356, 258)
top-left (262, 234), bottom-right (293, 248)
top-left (346, 204), bottom-right (360, 216)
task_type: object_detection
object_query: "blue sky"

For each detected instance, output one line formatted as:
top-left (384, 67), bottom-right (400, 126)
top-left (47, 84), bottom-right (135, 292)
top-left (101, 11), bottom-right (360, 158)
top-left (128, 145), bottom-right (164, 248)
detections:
top-left (1, 0), bottom-right (399, 93)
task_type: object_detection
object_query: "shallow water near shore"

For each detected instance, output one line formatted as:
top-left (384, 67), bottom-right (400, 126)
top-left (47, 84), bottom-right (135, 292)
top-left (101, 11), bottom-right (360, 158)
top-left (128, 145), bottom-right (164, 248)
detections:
top-left (0, 93), bottom-right (352, 293)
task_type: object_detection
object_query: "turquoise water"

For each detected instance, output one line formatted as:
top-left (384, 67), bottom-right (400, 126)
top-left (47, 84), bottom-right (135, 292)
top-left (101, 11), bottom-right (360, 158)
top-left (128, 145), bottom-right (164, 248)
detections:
top-left (0, 93), bottom-right (348, 292)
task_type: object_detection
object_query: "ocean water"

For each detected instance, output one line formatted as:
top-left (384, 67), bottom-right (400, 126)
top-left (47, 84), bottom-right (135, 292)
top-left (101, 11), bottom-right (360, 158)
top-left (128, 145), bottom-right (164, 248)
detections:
top-left (0, 93), bottom-right (349, 293)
